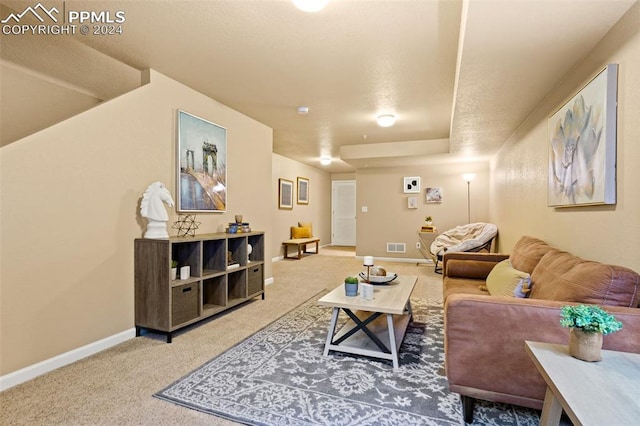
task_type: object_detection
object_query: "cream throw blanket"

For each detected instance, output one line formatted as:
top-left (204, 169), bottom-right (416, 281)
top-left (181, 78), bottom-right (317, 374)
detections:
top-left (430, 222), bottom-right (497, 258)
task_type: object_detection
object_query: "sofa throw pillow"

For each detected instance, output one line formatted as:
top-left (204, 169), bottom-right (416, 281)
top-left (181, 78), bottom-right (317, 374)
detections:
top-left (291, 226), bottom-right (312, 239)
top-left (485, 259), bottom-right (532, 298)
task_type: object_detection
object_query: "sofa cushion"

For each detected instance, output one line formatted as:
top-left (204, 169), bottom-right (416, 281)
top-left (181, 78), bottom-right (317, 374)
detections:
top-left (530, 250), bottom-right (640, 307)
top-left (510, 236), bottom-right (555, 274)
top-left (445, 259), bottom-right (496, 280)
top-left (486, 259), bottom-right (531, 297)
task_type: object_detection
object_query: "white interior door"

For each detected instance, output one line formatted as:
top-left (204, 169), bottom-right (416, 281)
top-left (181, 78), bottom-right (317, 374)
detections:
top-left (332, 180), bottom-right (356, 246)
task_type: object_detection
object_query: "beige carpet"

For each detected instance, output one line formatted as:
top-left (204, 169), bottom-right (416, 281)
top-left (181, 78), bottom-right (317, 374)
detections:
top-left (0, 255), bottom-right (443, 425)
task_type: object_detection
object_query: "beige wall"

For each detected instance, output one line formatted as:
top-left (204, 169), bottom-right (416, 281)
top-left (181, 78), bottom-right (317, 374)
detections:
top-left (0, 70), bottom-right (273, 375)
top-left (490, 2), bottom-right (640, 271)
top-left (355, 161), bottom-right (490, 258)
top-left (271, 153), bottom-right (332, 259)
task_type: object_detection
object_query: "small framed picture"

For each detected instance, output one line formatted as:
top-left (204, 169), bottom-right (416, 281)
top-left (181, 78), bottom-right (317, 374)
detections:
top-left (403, 177), bottom-right (421, 193)
top-left (426, 187), bottom-right (443, 203)
top-left (278, 178), bottom-right (293, 209)
top-left (297, 177), bottom-right (309, 205)
top-left (407, 196), bottom-right (418, 209)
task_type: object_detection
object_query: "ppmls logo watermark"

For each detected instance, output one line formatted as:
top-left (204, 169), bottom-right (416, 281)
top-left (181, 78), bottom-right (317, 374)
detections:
top-left (1, 2), bottom-right (126, 36)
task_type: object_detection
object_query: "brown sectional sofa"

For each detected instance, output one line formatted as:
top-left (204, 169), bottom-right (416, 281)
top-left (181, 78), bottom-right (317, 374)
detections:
top-left (443, 236), bottom-right (640, 423)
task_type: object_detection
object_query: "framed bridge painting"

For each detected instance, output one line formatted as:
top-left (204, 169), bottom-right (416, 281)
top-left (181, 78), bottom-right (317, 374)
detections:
top-left (177, 110), bottom-right (227, 212)
top-left (548, 64), bottom-right (617, 207)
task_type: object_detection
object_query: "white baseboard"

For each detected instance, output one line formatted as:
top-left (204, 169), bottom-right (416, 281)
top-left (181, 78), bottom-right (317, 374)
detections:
top-left (357, 255), bottom-right (433, 264)
top-left (0, 328), bottom-right (136, 392)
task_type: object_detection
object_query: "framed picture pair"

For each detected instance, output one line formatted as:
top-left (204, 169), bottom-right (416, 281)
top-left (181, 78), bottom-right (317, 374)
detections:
top-left (278, 177), bottom-right (309, 209)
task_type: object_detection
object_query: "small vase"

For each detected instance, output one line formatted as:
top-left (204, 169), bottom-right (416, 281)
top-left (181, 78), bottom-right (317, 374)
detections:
top-left (171, 267), bottom-right (177, 281)
top-left (345, 282), bottom-right (358, 297)
top-left (568, 328), bottom-right (603, 362)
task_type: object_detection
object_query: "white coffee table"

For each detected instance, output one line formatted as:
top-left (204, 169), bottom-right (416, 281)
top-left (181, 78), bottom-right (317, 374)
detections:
top-left (525, 341), bottom-right (640, 426)
top-left (317, 275), bottom-right (417, 369)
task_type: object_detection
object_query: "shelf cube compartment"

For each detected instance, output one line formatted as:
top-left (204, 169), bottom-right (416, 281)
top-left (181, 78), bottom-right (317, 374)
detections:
top-left (227, 236), bottom-right (247, 267)
top-left (227, 269), bottom-right (247, 303)
top-left (247, 234), bottom-right (265, 263)
top-left (171, 240), bottom-right (201, 278)
top-left (202, 276), bottom-right (226, 315)
top-left (203, 238), bottom-right (226, 276)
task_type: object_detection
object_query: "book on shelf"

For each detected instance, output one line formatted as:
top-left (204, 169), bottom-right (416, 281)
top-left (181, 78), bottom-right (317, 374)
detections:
top-left (227, 263), bottom-right (240, 270)
top-left (421, 226), bottom-right (437, 232)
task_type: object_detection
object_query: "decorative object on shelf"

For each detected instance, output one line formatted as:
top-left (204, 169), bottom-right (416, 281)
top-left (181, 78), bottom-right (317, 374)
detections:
top-left (425, 187), bottom-right (442, 203)
top-left (227, 250), bottom-right (239, 269)
top-left (407, 196), bottom-right (418, 209)
top-left (297, 177), bottom-right (309, 205)
top-left (171, 260), bottom-right (178, 280)
top-left (235, 215), bottom-right (243, 223)
top-left (403, 176), bottom-right (421, 193)
top-left (560, 304), bottom-right (623, 362)
top-left (141, 181), bottom-right (174, 239)
top-left (344, 276), bottom-right (358, 297)
top-left (278, 178), bottom-right (294, 209)
top-left (180, 266), bottom-right (190, 280)
top-left (226, 222), bottom-right (251, 233)
top-left (177, 110), bottom-right (227, 212)
top-left (247, 244), bottom-right (253, 262)
top-left (363, 256), bottom-right (374, 283)
top-left (172, 214), bottom-right (200, 237)
top-left (422, 215), bottom-right (436, 232)
top-left (549, 64), bottom-right (618, 207)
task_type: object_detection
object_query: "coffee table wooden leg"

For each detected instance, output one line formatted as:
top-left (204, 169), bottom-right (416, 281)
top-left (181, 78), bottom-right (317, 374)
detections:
top-left (323, 308), bottom-right (340, 357)
top-left (539, 387), bottom-right (563, 426)
top-left (406, 300), bottom-right (413, 320)
top-left (387, 313), bottom-right (399, 369)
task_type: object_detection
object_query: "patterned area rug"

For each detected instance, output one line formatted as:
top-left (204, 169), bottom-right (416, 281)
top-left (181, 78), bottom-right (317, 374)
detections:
top-left (155, 294), bottom-right (541, 425)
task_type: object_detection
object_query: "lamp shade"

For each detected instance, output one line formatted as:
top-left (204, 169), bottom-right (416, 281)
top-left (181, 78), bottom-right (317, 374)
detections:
top-left (462, 173), bottom-right (476, 182)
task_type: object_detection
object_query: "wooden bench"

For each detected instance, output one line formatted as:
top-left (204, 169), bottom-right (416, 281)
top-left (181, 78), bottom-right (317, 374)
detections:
top-left (282, 238), bottom-right (320, 259)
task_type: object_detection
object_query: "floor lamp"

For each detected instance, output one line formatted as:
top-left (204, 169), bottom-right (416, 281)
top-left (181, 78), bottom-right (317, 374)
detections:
top-left (462, 173), bottom-right (476, 223)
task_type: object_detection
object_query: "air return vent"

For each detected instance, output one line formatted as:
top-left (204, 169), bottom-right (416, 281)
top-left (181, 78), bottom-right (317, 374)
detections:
top-left (386, 243), bottom-right (406, 253)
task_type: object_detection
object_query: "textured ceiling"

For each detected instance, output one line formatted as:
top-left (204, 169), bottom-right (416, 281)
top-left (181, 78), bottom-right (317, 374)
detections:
top-left (1, 0), bottom-right (636, 172)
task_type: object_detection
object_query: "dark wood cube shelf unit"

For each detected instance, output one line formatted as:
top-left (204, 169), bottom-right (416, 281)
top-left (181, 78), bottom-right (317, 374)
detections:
top-left (134, 232), bottom-right (265, 342)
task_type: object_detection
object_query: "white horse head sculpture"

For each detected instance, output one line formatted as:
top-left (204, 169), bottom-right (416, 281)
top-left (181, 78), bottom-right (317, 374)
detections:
top-left (141, 182), bottom-right (174, 238)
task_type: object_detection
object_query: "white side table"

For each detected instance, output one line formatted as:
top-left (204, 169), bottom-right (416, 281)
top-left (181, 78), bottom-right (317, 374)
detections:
top-left (525, 341), bottom-right (640, 426)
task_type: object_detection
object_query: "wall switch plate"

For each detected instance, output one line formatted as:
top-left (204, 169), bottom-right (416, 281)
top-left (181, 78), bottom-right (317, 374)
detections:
top-left (361, 206), bottom-right (368, 213)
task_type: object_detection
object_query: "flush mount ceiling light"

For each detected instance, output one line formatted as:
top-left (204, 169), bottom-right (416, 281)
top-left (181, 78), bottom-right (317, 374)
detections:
top-left (320, 156), bottom-right (332, 165)
top-left (292, 0), bottom-right (329, 12)
top-left (297, 106), bottom-right (309, 114)
top-left (376, 114), bottom-right (396, 127)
